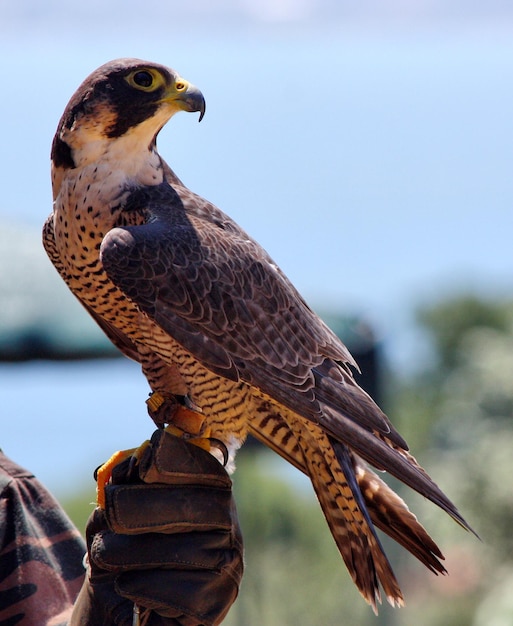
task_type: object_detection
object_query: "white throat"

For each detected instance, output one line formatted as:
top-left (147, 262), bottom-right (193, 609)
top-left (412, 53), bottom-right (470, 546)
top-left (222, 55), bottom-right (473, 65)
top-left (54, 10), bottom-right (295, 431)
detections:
top-left (61, 106), bottom-right (176, 181)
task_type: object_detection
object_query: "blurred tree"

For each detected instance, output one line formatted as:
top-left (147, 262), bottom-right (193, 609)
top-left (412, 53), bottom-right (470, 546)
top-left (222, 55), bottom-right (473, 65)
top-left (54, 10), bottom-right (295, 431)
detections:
top-left (417, 295), bottom-right (512, 374)
top-left (391, 294), bottom-right (513, 626)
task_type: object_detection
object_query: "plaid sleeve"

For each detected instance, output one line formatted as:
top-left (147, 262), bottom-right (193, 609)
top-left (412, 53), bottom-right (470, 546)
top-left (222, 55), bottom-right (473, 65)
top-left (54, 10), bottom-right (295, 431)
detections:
top-left (0, 451), bottom-right (86, 626)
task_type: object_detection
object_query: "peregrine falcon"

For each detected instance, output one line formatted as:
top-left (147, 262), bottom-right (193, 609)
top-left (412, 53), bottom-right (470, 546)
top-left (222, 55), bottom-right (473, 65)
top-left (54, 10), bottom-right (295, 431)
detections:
top-left (43, 58), bottom-right (472, 611)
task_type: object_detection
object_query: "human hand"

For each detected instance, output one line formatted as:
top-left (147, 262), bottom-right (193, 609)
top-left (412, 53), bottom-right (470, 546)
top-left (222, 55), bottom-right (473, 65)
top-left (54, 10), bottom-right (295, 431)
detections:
top-left (70, 429), bottom-right (243, 625)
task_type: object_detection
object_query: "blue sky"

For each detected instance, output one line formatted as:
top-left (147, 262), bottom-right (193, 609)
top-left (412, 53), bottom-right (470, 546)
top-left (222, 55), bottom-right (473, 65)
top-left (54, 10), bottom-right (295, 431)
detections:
top-left (2, 8), bottom-right (511, 319)
top-left (1, 4), bottom-right (512, 493)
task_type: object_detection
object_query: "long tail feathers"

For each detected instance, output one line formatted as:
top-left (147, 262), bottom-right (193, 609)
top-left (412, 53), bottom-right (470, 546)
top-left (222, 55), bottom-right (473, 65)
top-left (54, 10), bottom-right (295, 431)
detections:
top-left (321, 404), bottom-right (475, 534)
top-left (288, 416), bottom-right (404, 611)
top-left (353, 458), bottom-right (447, 575)
top-left (248, 401), bottom-right (475, 611)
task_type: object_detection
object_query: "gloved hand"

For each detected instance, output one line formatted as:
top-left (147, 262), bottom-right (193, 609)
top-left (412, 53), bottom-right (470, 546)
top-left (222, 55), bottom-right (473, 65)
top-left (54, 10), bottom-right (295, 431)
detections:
top-left (70, 429), bottom-right (244, 626)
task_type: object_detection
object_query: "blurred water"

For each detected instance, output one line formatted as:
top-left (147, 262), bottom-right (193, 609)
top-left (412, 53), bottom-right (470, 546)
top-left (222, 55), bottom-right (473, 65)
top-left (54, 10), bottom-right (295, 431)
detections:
top-left (0, 359), bottom-right (151, 496)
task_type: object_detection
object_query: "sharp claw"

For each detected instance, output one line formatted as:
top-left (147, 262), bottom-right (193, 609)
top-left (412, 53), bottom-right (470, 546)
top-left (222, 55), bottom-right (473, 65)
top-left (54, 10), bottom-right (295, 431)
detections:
top-left (183, 394), bottom-right (203, 413)
top-left (208, 437), bottom-right (229, 467)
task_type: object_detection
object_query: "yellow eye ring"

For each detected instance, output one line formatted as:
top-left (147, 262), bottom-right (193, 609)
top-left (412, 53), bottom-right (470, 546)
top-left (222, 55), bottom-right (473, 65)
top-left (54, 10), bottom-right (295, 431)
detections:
top-left (125, 68), bottom-right (165, 92)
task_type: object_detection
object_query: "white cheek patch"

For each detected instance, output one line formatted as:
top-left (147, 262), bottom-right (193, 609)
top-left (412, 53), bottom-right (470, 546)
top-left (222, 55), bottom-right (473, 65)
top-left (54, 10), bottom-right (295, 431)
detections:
top-left (59, 101), bottom-right (175, 184)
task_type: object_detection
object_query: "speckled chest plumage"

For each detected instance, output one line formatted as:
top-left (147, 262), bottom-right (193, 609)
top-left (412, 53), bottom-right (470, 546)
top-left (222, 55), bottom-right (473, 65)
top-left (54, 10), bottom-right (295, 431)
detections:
top-left (51, 163), bottom-right (145, 333)
top-left (45, 156), bottom-right (251, 453)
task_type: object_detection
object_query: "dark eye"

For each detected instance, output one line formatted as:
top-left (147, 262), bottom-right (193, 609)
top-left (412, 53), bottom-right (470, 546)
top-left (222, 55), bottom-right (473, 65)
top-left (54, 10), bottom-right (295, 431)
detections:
top-left (132, 71), bottom-right (154, 88)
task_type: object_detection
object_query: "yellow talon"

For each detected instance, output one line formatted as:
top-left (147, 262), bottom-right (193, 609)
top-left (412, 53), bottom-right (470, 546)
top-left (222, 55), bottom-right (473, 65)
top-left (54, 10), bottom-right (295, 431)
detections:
top-left (163, 423), bottom-right (186, 438)
top-left (96, 396), bottom-right (212, 508)
top-left (163, 424), bottom-right (228, 465)
top-left (163, 423), bottom-right (212, 452)
top-left (96, 440), bottom-right (150, 509)
top-left (188, 437), bottom-right (212, 453)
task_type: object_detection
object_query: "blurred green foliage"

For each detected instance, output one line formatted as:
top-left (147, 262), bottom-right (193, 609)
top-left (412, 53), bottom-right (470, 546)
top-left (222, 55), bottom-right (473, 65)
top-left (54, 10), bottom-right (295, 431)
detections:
top-left (61, 294), bottom-right (513, 625)
top-left (63, 485), bottom-right (97, 534)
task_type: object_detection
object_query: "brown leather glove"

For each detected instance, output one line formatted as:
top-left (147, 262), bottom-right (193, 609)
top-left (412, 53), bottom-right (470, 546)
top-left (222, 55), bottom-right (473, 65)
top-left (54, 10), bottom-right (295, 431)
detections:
top-left (70, 430), bottom-right (244, 626)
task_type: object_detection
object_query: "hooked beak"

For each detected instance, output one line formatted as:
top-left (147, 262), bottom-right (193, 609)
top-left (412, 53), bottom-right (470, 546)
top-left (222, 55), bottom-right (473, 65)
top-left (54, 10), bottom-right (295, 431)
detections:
top-left (162, 78), bottom-right (206, 122)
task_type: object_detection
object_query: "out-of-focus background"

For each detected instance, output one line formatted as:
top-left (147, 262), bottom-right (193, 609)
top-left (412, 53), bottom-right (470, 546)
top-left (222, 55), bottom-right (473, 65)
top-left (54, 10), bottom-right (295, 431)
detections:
top-left (1, 2), bottom-right (512, 624)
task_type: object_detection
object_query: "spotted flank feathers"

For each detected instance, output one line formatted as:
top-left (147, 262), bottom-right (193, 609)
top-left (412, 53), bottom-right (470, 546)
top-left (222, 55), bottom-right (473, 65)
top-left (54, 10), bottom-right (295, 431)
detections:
top-left (44, 58), bottom-right (474, 611)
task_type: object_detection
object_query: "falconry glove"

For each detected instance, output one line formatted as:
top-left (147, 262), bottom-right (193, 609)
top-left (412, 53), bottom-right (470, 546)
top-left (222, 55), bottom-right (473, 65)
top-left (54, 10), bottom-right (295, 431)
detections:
top-left (70, 429), bottom-right (244, 626)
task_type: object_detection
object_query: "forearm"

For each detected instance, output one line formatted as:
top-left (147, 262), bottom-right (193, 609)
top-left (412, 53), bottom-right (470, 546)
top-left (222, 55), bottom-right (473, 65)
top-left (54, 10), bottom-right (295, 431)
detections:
top-left (0, 452), bottom-right (86, 626)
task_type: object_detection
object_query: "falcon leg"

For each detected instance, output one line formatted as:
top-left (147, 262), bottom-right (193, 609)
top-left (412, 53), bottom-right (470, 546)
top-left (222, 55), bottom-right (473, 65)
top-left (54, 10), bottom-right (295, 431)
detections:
top-left (96, 393), bottom-right (228, 508)
top-left (149, 392), bottom-right (229, 465)
top-left (163, 423), bottom-right (229, 467)
top-left (146, 391), bottom-right (205, 434)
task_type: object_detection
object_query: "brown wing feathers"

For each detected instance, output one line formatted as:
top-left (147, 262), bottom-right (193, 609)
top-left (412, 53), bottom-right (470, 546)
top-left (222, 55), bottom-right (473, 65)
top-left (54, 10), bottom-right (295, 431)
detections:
top-left (98, 177), bottom-right (474, 606)
top-left (48, 60), bottom-right (474, 611)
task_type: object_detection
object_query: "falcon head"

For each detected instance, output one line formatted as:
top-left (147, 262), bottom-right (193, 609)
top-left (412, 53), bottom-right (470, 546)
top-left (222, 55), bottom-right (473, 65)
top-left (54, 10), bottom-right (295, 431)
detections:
top-left (51, 58), bottom-right (205, 170)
